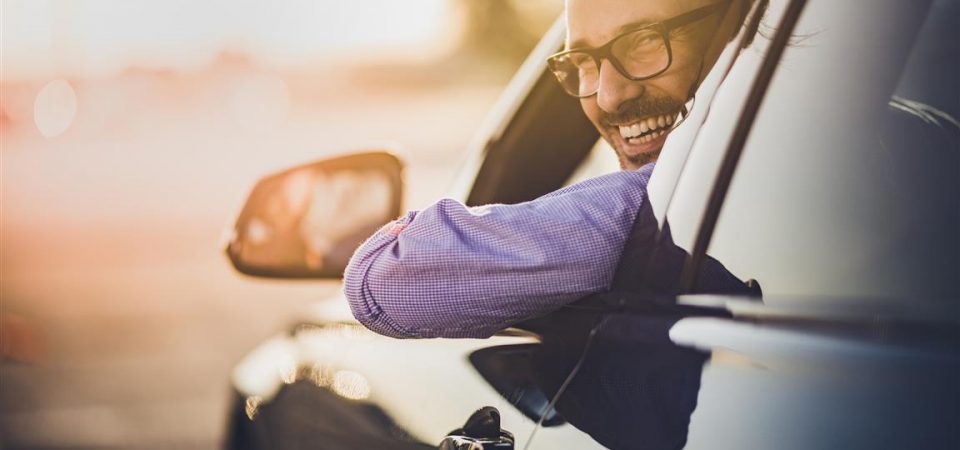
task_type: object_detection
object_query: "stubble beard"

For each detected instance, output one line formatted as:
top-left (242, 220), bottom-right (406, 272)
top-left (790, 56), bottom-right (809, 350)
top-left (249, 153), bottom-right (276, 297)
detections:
top-left (615, 143), bottom-right (662, 170)
top-left (600, 94), bottom-right (683, 170)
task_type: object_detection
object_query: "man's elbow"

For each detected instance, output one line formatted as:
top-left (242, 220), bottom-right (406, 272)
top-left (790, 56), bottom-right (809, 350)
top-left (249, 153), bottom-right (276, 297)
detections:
top-left (341, 226), bottom-right (501, 339)
top-left (346, 300), bottom-right (418, 339)
top-left (343, 279), bottom-right (498, 340)
top-left (342, 254), bottom-right (418, 338)
top-left (344, 284), bottom-right (492, 339)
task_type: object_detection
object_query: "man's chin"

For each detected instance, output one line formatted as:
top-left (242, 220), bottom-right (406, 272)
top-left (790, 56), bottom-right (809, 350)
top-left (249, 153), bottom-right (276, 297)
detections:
top-left (615, 131), bottom-right (669, 170)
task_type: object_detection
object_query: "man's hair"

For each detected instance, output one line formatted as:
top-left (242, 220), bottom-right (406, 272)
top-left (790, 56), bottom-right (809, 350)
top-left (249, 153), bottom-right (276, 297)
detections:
top-left (736, 0), bottom-right (770, 48)
top-left (561, 0), bottom-right (768, 47)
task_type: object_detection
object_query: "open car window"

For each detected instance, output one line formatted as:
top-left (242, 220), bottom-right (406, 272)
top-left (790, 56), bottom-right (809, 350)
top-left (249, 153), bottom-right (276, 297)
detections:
top-left (519, 1), bottom-right (786, 448)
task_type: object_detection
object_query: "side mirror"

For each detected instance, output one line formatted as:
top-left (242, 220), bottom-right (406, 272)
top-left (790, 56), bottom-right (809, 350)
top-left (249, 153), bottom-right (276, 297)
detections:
top-left (225, 151), bottom-right (403, 279)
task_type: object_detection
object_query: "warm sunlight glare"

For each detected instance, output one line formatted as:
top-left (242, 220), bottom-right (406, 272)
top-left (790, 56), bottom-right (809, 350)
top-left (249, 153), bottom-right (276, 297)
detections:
top-left (33, 79), bottom-right (78, 137)
top-left (228, 73), bottom-right (291, 132)
top-left (2, 0), bottom-right (453, 81)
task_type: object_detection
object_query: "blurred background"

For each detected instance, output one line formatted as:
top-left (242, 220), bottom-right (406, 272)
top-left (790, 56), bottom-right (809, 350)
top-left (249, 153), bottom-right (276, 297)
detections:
top-left (0, 1), bottom-right (561, 448)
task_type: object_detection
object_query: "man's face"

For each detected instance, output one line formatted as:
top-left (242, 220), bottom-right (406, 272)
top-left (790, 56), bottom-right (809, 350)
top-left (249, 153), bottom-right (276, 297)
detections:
top-left (567, 0), bottom-right (731, 169)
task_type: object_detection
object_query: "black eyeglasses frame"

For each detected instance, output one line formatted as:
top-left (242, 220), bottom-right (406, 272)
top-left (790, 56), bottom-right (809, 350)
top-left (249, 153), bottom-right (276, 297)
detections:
top-left (547, 0), bottom-right (734, 98)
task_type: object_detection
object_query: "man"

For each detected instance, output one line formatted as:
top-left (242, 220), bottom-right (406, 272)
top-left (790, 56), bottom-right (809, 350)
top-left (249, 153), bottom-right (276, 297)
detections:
top-left (563, 0), bottom-right (742, 170)
top-left (345, 0), bottom-right (754, 338)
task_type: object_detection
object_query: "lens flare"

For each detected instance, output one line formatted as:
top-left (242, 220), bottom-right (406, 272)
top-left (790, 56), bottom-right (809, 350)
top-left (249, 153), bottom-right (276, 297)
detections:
top-left (33, 79), bottom-right (78, 138)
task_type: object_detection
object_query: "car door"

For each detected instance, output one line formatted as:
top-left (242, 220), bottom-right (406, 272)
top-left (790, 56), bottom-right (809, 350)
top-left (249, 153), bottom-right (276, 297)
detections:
top-left (519, 0), bottom-right (959, 449)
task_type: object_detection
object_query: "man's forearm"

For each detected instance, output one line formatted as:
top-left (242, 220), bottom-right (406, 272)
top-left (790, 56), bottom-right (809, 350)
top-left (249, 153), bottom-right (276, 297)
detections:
top-left (344, 166), bottom-right (654, 338)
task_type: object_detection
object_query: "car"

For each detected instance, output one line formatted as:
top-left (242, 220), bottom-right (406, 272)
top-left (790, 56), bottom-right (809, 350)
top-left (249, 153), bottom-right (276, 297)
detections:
top-left (220, 0), bottom-right (959, 448)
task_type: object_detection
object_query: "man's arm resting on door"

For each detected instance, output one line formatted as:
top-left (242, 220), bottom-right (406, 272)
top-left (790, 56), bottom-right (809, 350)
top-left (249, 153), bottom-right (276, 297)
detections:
top-left (344, 165), bottom-right (654, 339)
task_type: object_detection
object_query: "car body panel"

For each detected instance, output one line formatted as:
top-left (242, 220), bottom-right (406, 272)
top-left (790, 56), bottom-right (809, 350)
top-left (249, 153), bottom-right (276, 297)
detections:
top-left (230, 294), bottom-right (959, 449)
top-left (229, 301), bottom-right (609, 449)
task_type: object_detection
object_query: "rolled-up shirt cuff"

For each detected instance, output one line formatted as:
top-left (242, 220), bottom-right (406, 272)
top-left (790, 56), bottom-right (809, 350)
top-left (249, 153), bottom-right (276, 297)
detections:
top-left (343, 211), bottom-right (420, 338)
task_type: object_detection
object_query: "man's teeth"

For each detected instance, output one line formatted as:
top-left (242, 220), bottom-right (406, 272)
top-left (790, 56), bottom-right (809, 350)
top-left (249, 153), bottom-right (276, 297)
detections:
top-left (626, 129), bottom-right (666, 143)
top-left (618, 114), bottom-right (676, 141)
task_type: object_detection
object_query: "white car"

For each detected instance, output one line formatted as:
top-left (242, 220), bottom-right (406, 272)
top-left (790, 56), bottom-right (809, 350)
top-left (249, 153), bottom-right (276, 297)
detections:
top-left (222, 0), bottom-right (959, 448)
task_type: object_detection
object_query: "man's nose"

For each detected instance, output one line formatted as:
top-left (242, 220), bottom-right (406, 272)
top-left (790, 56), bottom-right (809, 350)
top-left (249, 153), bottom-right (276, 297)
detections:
top-left (595, 59), bottom-right (645, 114)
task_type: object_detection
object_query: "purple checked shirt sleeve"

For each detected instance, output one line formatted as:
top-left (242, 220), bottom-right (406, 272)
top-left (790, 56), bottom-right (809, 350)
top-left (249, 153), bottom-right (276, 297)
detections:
top-left (344, 164), bottom-right (655, 339)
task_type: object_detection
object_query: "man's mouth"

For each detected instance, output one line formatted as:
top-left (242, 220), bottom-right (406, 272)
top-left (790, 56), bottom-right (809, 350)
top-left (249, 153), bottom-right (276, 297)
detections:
top-left (617, 113), bottom-right (677, 144)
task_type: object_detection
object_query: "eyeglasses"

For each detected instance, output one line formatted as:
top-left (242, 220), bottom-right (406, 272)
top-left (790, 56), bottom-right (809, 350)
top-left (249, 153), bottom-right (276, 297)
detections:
top-left (547, 1), bottom-right (732, 98)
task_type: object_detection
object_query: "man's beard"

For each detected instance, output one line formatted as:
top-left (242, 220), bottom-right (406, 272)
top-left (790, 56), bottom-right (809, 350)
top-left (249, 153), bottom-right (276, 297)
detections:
top-left (616, 145), bottom-right (661, 170)
top-left (600, 94), bottom-right (685, 169)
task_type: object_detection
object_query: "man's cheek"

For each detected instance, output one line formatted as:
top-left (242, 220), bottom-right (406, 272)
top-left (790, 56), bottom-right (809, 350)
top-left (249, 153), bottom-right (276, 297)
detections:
top-left (580, 98), bottom-right (596, 118)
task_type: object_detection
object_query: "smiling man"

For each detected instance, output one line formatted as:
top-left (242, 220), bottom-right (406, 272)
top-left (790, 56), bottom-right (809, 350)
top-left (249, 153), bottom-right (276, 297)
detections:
top-left (559, 0), bottom-right (741, 168)
top-left (344, 0), bottom-right (755, 339)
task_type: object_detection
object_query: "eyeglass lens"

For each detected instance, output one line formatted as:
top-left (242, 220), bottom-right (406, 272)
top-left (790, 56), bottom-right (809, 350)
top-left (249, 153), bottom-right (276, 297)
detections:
top-left (552, 28), bottom-right (670, 97)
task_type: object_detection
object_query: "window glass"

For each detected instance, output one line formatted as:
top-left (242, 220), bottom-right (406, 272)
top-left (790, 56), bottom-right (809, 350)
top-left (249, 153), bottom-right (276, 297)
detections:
top-left (649, 2), bottom-right (777, 253)
top-left (703, 0), bottom-right (958, 301)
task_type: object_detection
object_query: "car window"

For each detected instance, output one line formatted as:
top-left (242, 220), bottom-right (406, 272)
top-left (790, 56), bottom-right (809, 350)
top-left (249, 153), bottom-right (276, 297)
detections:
top-left (561, 139), bottom-right (620, 187)
top-left (521, 3), bottom-right (784, 449)
top-left (701, 0), bottom-right (958, 302)
top-left (894, 0), bottom-right (960, 120)
top-left (638, 0), bottom-right (781, 256)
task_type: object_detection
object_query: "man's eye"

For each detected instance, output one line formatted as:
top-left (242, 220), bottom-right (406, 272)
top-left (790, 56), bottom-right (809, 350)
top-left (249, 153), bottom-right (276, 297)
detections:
top-left (628, 33), bottom-right (660, 48)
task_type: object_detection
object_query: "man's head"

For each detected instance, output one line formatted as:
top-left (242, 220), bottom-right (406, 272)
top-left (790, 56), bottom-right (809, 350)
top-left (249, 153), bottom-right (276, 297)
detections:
top-left (558, 0), bottom-right (747, 169)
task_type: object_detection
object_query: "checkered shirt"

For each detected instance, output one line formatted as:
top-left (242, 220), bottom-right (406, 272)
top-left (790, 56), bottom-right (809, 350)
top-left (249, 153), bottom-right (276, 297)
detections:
top-left (344, 163), bottom-right (655, 338)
